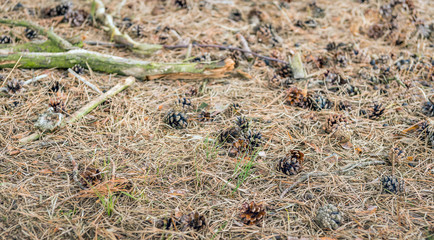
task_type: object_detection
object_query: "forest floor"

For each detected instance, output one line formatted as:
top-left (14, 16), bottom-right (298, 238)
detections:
top-left (0, 0), bottom-right (433, 239)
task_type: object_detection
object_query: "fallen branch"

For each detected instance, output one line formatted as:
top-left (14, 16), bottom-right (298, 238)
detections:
top-left (280, 160), bottom-right (385, 198)
top-left (67, 68), bottom-right (102, 94)
top-left (0, 49), bottom-right (235, 80)
top-left (19, 76), bottom-right (135, 144)
top-left (92, 0), bottom-right (162, 55)
top-left (0, 19), bottom-right (74, 51)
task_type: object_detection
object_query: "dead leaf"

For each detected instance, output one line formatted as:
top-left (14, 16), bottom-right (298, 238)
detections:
top-left (340, 141), bottom-right (353, 150)
top-left (40, 169), bottom-right (54, 174)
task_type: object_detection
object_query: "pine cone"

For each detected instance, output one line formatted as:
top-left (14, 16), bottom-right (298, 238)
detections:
top-left (229, 138), bottom-right (249, 157)
top-left (229, 9), bottom-right (243, 22)
top-left (246, 131), bottom-right (262, 149)
top-left (368, 103), bottom-right (386, 120)
top-left (41, 1), bottom-right (71, 18)
top-left (25, 28), bottom-right (37, 40)
top-left (72, 64), bottom-right (85, 74)
top-left (218, 126), bottom-right (241, 143)
top-left (64, 9), bottom-right (88, 27)
top-left (255, 24), bottom-right (273, 44)
top-left (422, 101), bottom-right (434, 117)
top-left (49, 98), bottom-right (66, 113)
top-left (309, 93), bottom-right (333, 111)
top-left (49, 81), bottom-right (62, 93)
top-left (389, 147), bottom-right (406, 164)
top-left (235, 116), bottom-right (250, 132)
top-left (164, 110), bottom-right (188, 129)
top-left (285, 87), bottom-right (311, 109)
top-left (181, 212), bottom-right (206, 231)
top-left (184, 86), bottom-right (198, 97)
top-left (176, 97), bottom-right (192, 110)
top-left (240, 201), bottom-right (266, 225)
top-left (174, 0), bottom-right (188, 9)
top-left (0, 36), bottom-right (12, 44)
top-left (346, 84), bottom-right (360, 96)
top-left (315, 204), bottom-right (343, 230)
top-left (269, 74), bottom-right (282, 88)
top-left (324, 114), bottom-right (349, 133)
top-left (80, 167), bottom-right (102, 188)
top-left (198, 110), bottom-right (219, 122)
top-left (6, 79), bottom-right (22, 94)
top-left (337, 101), bottom-right (352, 112)
top-left (277, 150), bottom-right (304, 176)
top-left (276, 64), bottom-right (293, 78)
top-left (418, 120), bottom-right (434, 148)
top-left (381, 175), bottom-right (404, 194)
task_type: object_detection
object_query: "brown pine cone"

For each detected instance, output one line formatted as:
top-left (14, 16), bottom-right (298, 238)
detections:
top-left (285, 87), bottom-right (311, 109)
top-left (49, 98), bottom-right (66, 113)
top-left (277, 150), bottom-right (304, 175)
top-left (80, 167), bottom-right (102, 188)
top-left (240, 201), bottom-right (266, 225)
top-left (324, 114), bottom-right (349, 133)
top-left (218, 126), bottom-right (241, 143)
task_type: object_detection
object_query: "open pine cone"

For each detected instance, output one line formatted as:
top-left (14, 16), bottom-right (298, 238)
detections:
top-left (80, 167), bottom-right (102, 188)
top-left (324, 114), bottom-right (349, 133)
top-left (240, 201), bottom-right (266, 225)
top-left (277, 150), bottom-right (304, 175)
top-left (285, 87), bottom-right (311, 109)
top-left (315, 204), bottom-right (343, 230)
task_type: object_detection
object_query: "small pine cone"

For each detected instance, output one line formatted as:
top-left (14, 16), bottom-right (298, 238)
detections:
top-left (422, 101), bottom-right (434, 117)
top-left (324, 114), bottom-right (349, 133)
top-left (229, 9), bottom-right (243, 22)
top-left (25, 28), bottom-right (37, 40)
top-left (246, 131), bottom-right (262, 149)
top-left (218, 126), bottom-right (241, 143)
top-left (235, 116), bottom-right (250, 132)
top-left (176, 97), bottom-right (192, 110)
top-left (315, 204), bottom-right (343, 230)
top-left (131, 24), bottom-right (145, 37)
top-left (285, 87), bottom-right (311, 109)
top-left (64, 9), bottom-right (88, 27)
top-left (345, 84), bottom-right (360, 96)
top-left (229, 138), bottom-right (249, 157)
top-left (277, 150), bottom-right (304, 176)
top-left (337, 101), bottom-right (352, 112)
top-left (50, 81), bottom-right (62, 93)
top-left (174, 0), bottom-right (188, 9)
top-left (56, 2), bottom-right (72, 16)
top-left (181, 212), bottom-right (206, 231)
top-left (417, 120), bottom-right (434, 148)
top-left (255, 23), bottom-right (273, 44)
top-left (80, 167), bottom-right (102, 188)
top-left (381, 175), bottom-right (404, 194)
top-left (72, 64), bottom-right (85, 74)
top-left (269, 74), bottom-right (282, 88)
top-left (368, 103), bottom-right (386, 120)
top-left (367, 24), bottom-right (386, 39)
top-left (324, 70), bottom-right (348, 85)
top-left (198, 110), bottom-right (217, 122)
top-left (49, 98), bottom-right (66, 113)
top-left (164, 110), bottom-right (188, 129)
top-left (389, 147), bottom-right (406, 164)
top-left (0, 35), bottom-right (12, 44)
top-left (185, 86), bottom-right (198, 97)
top-left (240, 201), bottom-right (266, 225)
top-left (228, 103), bottom-right (241, 115)
top-left (309, 93), bottom-right (333, 111)
top-left (276, 64), bottom-right (293, 78)
top-left (6, 79), bottom-right (22, 94)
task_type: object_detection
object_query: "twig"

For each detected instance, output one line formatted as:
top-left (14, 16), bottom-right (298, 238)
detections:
top-left (92, 0), bottom-right (162, 55)
top-left (0, 19), bottom-right (74, 50)
top-left (236, 33), bottom-right (253, 60)
top-left (280, 160), bottom-right (385, 198)
top-left (68, 152), bottom-right (85, 190)
top-left (19, 77), bottom-right (135, 144)
top-left (0, 55), bottom-right (22, 88)
top-left (164, 43), bottom-right (289, 65)
top-left (67, 68), bottom-right (102, 94)
top-left (23, 74), bottom-right (48, 85)
top-left (0, 49), bottom-right (234, 80)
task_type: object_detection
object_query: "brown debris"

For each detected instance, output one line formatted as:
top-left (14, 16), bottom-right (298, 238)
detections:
top-left (240, 201), bottom-right (266, 225)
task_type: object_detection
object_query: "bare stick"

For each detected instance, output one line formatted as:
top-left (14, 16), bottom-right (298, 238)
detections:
top-left (0, 19), bottom-right (74, 50)
top-left (92, 0), bottom-right (162, 55)
top-left (67, 68), bottom-right (102, 94)
top-left (280, 160), bottom-right (385, 198)
top-left (236, 33), bottom-right (253, 60)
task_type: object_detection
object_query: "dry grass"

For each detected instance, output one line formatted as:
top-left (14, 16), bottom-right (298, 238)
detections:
top-left (0, 0), bottom-right (433, 239)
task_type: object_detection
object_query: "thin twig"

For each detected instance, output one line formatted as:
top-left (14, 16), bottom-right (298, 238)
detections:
top-left (23, 74), bottom-right (49, 85)
top-left (280, 160), bottom-right (385, 198)
top-left (67, 68), bottom-right (102, 94)
top-left (0, 55), bottom-right (22, 88)
top-left (164, 43), bottom-right (289, 65)
top-left (236, 33), bottom-right (253, 60)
